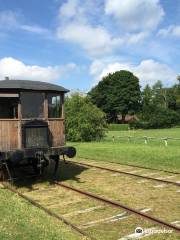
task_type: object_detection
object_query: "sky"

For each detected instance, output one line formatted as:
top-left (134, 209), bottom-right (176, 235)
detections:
top-left (0, 0), bottom-right (180, 91)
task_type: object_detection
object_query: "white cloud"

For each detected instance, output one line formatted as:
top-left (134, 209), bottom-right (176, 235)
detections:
top-left (58, 0), bottom-right (85, 23)
top-left (0, 10), bottom-right (50, 36)
top-left (20, 25), bottom-right (50, 35)
top-left (57, 0), bottom-right (124, 57)
top-left (158, 25), bottom-right (180, 38)
top-left (105, 0), bottom-right (164, 31)
top-left (0, 57), bottom-right (76, 82)
top-left (134, 60), bottom-right (177, 86)
top-left (0, 10), bottom-right (19, 29)
top-left (57, 23), bottom-right (123, 57)
top-left (90, 60), bottom-right (106, 76)
top-left (125, 31), bottom-right (149, 45)
top-left (57, 0), bottom-right (151, 57)
top-left (90, 59), bottom-right (177, 87)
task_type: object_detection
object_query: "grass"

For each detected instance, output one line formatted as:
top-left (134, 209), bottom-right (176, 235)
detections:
top-left (70, 128), bottom-right (180, 172)
top-left (10, 165), bottom-right (180, 240)
top-left (106, 127), bottom-right (180, 139)
top-left (108, 124), bottom-right (129, 131)
top-left (0, 186), bottom-right (85, 240)
top-left (0, 127), bottom-right (179, 240)
top-left (58, 161), bottom-right (180, 224)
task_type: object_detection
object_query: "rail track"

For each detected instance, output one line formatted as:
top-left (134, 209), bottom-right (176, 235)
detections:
top-left (55, 181), bottom-right (180, 232)
top-left (77, 157), bottom-right (180, 175)
top-left (68, 160), bottom-right (180, 187)
top-left (1, 180), bottom-right (180, 239)
top-left (1, 182), bottom-right (94, 240)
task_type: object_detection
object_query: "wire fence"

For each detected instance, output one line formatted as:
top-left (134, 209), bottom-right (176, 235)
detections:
top-left (106, 136), bottom-right (180, 146)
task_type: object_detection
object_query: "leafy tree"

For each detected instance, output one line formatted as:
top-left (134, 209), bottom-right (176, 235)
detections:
top-left (174, 77), bottom-right (180, 113)
top-left (134, 78), bottom-right (180, 129)
top-left (166, 87), bottom-right (177, 110)
top-left (142, 81), bottom-right (178, 114)
top-left (65, 93), bottom-right (107, 142)
top-left (141, 84), bottom-right (154, 118)
top-left (88, 70), bottom-right (141, 123)
top-left (177, 75), bottom-right (180, 83)
top-left (152, 80), bottom-right (167, 108)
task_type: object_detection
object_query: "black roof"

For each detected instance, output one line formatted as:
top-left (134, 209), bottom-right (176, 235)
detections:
top-left (0, 80), bottom-right (69, 93)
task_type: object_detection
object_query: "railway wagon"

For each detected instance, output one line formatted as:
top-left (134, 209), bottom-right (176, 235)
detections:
top-left (0, 78), bottom-right (76, 180)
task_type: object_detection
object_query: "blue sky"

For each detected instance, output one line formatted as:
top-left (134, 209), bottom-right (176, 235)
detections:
top-left (0, 0), bottom-right (180, 91)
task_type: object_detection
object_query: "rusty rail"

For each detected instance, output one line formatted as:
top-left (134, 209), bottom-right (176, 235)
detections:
top-left (1, 182), bottom-right (95, 240)
top-left (77, 157), bottom-right (180, 175)
top-left (68, 160), bottom-right (180, 187)
top-left (55, 182), bottom-right (180, 233)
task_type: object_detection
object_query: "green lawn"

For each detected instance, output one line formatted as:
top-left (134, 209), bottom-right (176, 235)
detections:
top-left (70, 128), bottom-right (180, 172)
top-left (1, 128), bottom-right (179, 240)
top-left (106, 127), bottom-right (180, 139)
top-left (0, 187), bottom-right (84, 240)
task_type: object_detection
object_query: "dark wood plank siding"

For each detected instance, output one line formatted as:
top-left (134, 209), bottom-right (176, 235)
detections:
top-left (0, 120), bottom-right (19, 151)
top-left (48, 119), bottom-right (65, 147)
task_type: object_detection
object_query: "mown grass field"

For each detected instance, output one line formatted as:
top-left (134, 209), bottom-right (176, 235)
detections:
top-left (0, 128), bottom-right (179, 240)
top-left (71, 128), bottom-right (180, 172)
top-left (107, 127), bottom-right (180, 139)
top-left (0, 186), bottom-right (85, 240)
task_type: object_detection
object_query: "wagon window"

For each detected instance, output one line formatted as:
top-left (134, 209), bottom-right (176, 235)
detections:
top-left (48, 94), bottom-right (62, 118)
top-left (0, 96), bottom-right (18, 119)
top-left (21, 92), bottom-right (44, 119)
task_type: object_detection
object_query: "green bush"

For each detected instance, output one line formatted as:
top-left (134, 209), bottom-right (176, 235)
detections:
top-left (129, 108), bottom-right (180, 129)
top-left (129, 120), bottom-right (148, 129)
top-left (148, 108), bottom-right (180, 128)
top-left (109, 124), bottom-right (129, 131)
top-left (65, 93), bottom-right (107, 141)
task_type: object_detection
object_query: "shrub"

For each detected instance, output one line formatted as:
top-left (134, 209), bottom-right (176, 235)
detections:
top-left (129, 119), bottom-right (149, 129)
top-left (148, 108), bottom-right (180, 128)
top-left (129, 108), bottom-right (180, 129)
top-left (65, 93), bottom-right (107, 141)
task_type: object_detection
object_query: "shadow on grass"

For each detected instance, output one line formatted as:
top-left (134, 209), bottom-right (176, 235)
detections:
top-left (10, 160), bottom-right (89, 190)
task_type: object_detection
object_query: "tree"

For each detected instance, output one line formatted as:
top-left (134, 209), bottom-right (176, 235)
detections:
top-left (65, 93), bottom-right (107, 142)
top-left (152, 80), bottom-right (168, 108)
top-left (141, 84), bottom-right (154, 118)
top-left (177, 75), bottom-right (180, 83)
top-left (88, 70), bottom-right (141, 123)
top-left (166, 87), bottom-right (177, 110)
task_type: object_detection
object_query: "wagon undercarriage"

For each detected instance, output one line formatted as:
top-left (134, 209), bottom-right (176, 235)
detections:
top-left (0, 146), bottom-right (76, 181)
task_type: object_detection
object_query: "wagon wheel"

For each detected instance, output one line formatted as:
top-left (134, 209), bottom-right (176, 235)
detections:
top-left (48, 155), bottom-right (60, 178)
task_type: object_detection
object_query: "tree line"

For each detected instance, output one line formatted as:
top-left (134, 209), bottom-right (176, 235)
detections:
top-left (65, 71), bottom-right (180, 141)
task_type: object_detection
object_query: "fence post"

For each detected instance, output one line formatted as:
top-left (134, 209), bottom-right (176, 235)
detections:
top-left (144, 136), bottom-right (148, 144)
top-left (164, 138), bottom-right (168, 147)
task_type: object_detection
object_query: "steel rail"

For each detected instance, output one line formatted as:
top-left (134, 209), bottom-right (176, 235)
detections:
top-left (1, 182), bottom-right (96, 240)
top-left (77, 157), bottom-right (180, 175)
top-left (55, 182), bottom-right (180, 233)
top-left (68, 161), bottom-right (180, 187)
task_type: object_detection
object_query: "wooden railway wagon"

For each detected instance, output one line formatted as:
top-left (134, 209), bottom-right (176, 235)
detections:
top-left (0, 79), bottom-right (76, 180)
